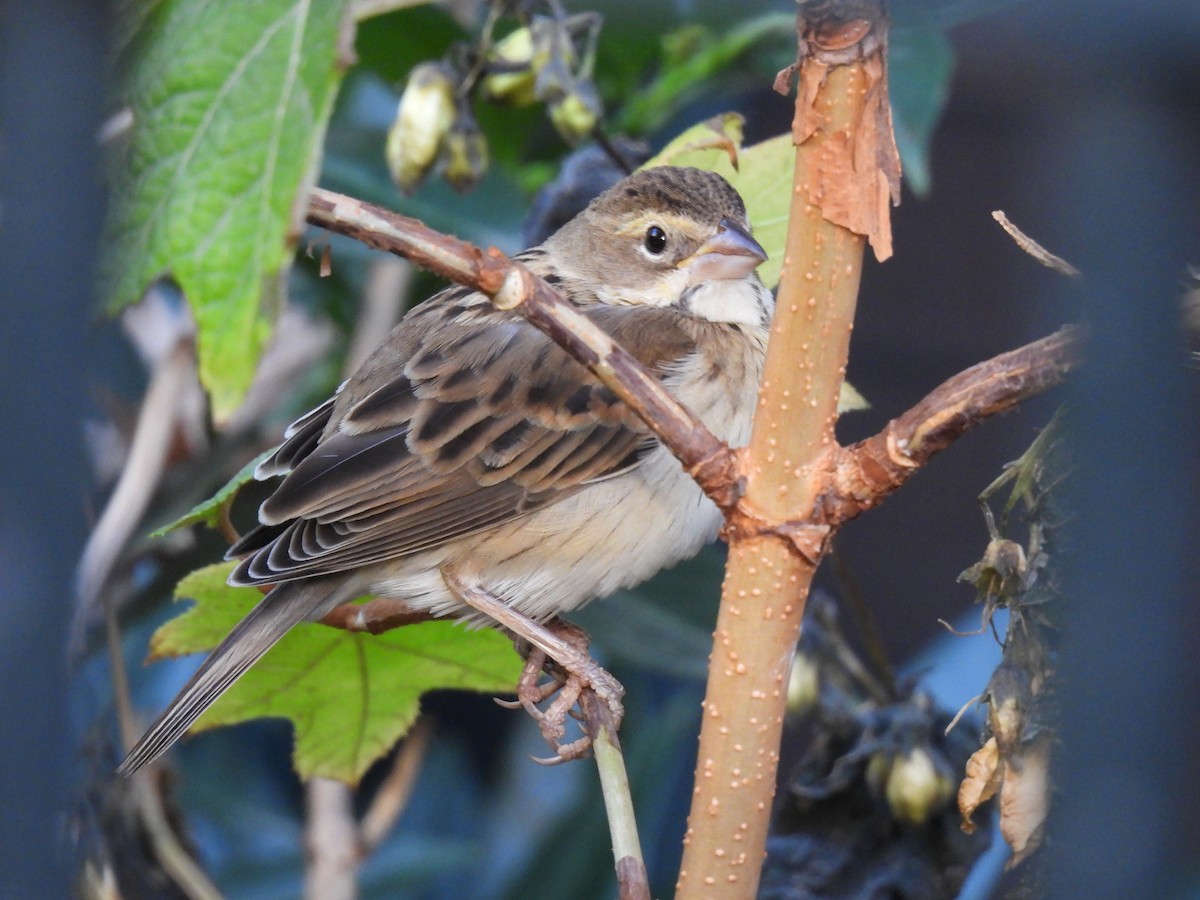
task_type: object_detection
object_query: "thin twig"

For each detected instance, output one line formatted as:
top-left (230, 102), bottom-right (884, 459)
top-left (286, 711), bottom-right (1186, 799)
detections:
top-left (583, 691), bottom-right (650, 900)
top-left (992, 210), bottom-right (1081, 278)
top-left (304, 778), bottom-right (358, 900)
top-left (344, 256), bottom-right (412, 375)
top-left (129, 773), bottom-right (224, 900)
top-left (107, 568), bottom-right (223, 899)
top-left (320, 597), bottom-right (436, 634)
top-left (359, 720), bottom-right (433, 853)
top-left (72, 341), bottom-right (196, 657)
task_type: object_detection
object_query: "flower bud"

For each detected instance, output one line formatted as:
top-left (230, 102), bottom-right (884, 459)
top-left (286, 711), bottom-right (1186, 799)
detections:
top-left (482, 27), bottom-right (538, 107)
top-left (440, 111), bottom-right (488, 193)
top-left (883, 747), bottom-right (954, 825)
top-left (386, 61), bottom-right (457, 194)
top-left (548, 79), bottom-right (601, 146)
top-left (786, 651), bottom-right (820, 715)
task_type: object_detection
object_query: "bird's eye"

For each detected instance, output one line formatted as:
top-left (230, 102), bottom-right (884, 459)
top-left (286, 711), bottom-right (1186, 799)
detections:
top-left (643, 225), bottom-right (668, 255)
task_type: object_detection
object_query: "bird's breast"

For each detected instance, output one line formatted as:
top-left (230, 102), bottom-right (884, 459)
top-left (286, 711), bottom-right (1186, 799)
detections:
top-left (368, 321), bottom-right (768, 622)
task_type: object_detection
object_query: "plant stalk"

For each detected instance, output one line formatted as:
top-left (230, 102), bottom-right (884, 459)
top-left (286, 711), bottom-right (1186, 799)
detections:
top-left (676, 54), bottom-right (874, 898)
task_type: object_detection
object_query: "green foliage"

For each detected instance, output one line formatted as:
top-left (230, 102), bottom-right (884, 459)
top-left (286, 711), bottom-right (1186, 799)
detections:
top-left (153, 563), bottom-right (524, 782)
top-left (101, 0), bottom-right (349, 418)
top-left (151, 449), bottom-right (272, 537)
top-left (616, 14), bottom-right (795, 136)
top-left (889, 26), bottom-right (954, 196)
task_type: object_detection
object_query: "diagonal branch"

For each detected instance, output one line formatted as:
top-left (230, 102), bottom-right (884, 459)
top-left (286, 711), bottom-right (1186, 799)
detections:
top-left (822, 325), bottom-right (1084, 526)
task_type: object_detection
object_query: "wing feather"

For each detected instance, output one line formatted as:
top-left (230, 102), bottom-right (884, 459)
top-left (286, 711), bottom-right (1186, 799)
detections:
top-left (228, 284), bottom-right (699, 587)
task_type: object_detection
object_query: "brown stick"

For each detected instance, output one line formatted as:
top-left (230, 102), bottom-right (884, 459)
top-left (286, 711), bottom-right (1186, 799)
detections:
top-left (822, 325), bottom-right (1084, 526)
top-left (359, 720), bottom-right (433, 854)
top-left (319, 597), bottom-right (435, 634)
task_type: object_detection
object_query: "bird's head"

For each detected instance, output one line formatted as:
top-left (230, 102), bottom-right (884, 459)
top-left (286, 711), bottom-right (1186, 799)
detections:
top-left (545, 166), bottom-right (771, 326)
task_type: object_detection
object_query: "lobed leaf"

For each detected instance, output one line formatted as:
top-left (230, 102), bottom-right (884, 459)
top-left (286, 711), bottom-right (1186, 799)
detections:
top-left (152, 563), bottom-right (524, 782)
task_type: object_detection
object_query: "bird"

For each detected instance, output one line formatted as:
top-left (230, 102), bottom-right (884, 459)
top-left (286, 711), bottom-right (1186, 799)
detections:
top-left (118, 165), bottom-right (773, 775)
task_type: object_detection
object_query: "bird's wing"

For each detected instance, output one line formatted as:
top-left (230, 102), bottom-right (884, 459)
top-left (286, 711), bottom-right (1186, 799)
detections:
top-left (228, 286), bottom-right (698, 585)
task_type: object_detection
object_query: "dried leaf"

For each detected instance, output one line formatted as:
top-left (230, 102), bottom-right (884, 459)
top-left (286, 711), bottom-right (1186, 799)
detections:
top-left (1000, 735), bottom-right (1051, 866)
top-left (958, 736), bottom-right (1002, 833)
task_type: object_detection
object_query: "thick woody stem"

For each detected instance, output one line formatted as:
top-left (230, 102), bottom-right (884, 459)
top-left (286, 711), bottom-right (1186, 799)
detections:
top-left (676, 7), bottom-right (887, 896)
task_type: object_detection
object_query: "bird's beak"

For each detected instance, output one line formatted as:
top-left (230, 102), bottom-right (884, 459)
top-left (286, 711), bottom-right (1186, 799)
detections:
top-left (680, 217), bottom-right (768, 286)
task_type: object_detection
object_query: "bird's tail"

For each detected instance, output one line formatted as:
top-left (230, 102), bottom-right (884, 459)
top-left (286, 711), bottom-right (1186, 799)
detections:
top-left (117, 579), bottom-right (343, 776)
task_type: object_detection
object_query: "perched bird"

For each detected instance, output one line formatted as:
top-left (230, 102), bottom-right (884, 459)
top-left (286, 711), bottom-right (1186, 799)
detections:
top-left (119, 165), bottom-right (773, 775)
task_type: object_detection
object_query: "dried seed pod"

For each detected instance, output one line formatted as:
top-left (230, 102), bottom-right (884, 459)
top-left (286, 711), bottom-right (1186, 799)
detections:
top-left (386, 61), bottom-right (457, 194)
top-left (530, 16), bottom-right (574, 103)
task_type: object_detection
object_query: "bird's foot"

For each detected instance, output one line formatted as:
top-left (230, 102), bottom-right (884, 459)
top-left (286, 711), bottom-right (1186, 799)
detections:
top-left (505, 620), bottom-right (623, 764)
top-left (441, 568), bottom-right (624, 764)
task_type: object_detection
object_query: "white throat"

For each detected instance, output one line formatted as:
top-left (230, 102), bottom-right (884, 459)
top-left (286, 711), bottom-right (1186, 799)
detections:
top-left (683, 277), bottom-right (773, 328)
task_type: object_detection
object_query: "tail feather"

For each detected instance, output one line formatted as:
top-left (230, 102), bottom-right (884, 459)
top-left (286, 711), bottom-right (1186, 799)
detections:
top-left (118, 580), bottom-right (342, 776)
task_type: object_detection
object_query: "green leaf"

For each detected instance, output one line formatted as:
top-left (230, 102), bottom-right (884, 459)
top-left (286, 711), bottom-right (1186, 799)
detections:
top-left (616, 14), bottom-right (795, 136)
top-left (889, 25), bottom-right (955, 195)
top-left (150, 449), bottom-right (272, 537)
top-left (645, 118), bottom-right (869, 413)
top-left (102, 0), bottom-right (349, 419)
top-left (152, 563), bottom-right (524, 782)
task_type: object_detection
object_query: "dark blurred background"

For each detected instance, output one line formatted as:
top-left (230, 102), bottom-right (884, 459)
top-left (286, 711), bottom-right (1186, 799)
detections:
top-left (2, 0), bottom-right (1198, 896)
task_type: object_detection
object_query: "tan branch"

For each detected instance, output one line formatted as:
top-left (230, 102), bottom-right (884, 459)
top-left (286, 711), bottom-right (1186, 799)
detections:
top-left (359, 720), bottom-right (433, 853)
top-left (304, 778), bottom-right (358, 900)
top-left (73, 340), bottom-right (198, 657)
top-left (678, 4), bottom-right (891, 896)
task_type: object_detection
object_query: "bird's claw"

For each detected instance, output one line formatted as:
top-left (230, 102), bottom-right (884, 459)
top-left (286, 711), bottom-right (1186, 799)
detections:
top-left (505, 620), bottom-right (624, 763)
